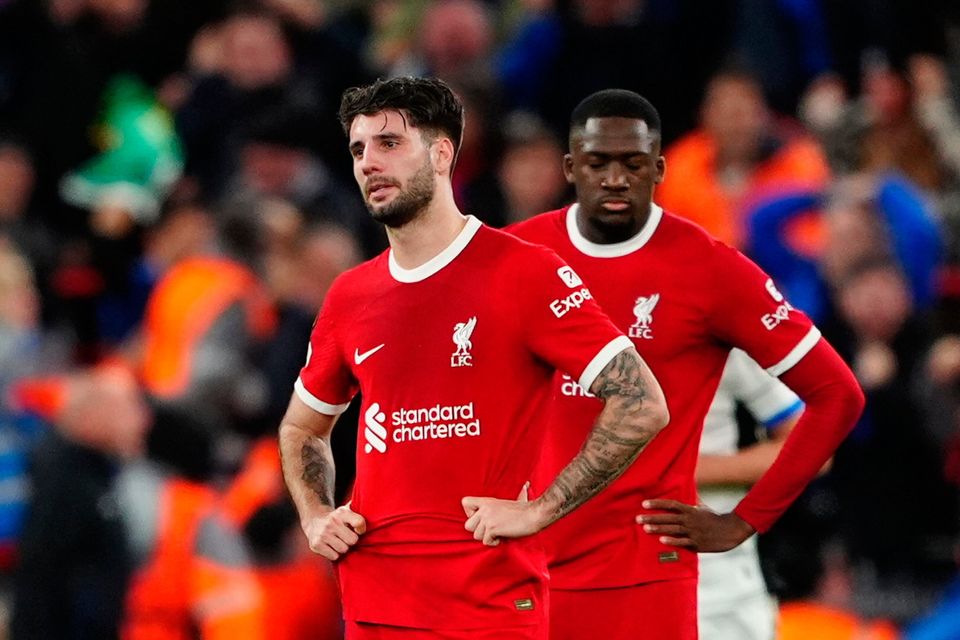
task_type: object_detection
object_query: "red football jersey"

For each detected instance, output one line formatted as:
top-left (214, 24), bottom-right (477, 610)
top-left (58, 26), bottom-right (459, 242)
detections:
top-left (510, 204), bottom-right (820, 590)
top-left (297, 216), bottom-right (631, 628)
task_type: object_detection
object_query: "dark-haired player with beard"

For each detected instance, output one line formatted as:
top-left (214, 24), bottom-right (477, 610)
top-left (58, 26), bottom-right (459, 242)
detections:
top-left (277, 77), bottom-right (670, 640)
top-left (509, 89), bottom-right (864, 640)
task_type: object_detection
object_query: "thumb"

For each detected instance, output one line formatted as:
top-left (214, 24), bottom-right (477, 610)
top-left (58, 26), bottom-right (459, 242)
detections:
top-left (517, 481), bottom-right (530, 502)
top-left (461, 496), bottom-right (480, 516)
top-left (343, 505), bottom-right (367, 534)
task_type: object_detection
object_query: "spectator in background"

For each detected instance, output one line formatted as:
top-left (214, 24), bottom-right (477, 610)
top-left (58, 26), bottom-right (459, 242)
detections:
top-left (12, 365), bottom-right (269, 640)
top-left (223, 114), bottom-right (383, 258)
top-left (0, 240), bottom-right (64, 600)
top-left (48, 74), bottom-right (185, 354)
top-left (497, 0), bottom-right (731, 144)
top-left (176, 7), bottom-right (357, 200)
top-left (658, 67), bottom-right (831, 250)
top-left (464, 111), bottom-right (570, 226)
top-left (137, 198), bottom-right (277, 472)
top-left (777, 545), bottom-right (899, 640)
top-left (746, 172), bottom-right (942, 322)
top-left (388, 0), bottom-right (496, 84)
top-left (11, 366), bottom-right (148, 640)
top-left (821, 256), bottom-right (958, 613)
top-left (0, 137), bottom-right (58, 317)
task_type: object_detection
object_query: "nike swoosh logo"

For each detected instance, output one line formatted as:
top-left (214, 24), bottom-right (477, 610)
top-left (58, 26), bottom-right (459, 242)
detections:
top-left (354, 344), bottom-right (385, 365)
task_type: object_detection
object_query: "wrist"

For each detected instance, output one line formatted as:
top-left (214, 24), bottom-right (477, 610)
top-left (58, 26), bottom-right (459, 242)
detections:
top-left (301, 504), bottom-right (335, 530)
top-left (527, 497), bottom-right (554, 531)
top-left (724, 512), bottom-right (756, 543)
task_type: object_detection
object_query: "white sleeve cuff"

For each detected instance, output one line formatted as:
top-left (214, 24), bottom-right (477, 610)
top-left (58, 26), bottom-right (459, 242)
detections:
top-left (578, 335), bottom-right (635, 391)
top-left (294, 378), bottom-right (352, 415)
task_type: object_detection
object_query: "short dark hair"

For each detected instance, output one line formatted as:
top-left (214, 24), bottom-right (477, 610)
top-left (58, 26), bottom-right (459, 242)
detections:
top-left (569, 89), bottom-right (662, 137)
top-left (338, 77), bottom-right (465, 159)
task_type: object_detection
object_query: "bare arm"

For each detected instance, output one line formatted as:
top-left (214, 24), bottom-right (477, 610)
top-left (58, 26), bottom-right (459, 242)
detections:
top-left (279, 394), bottom-right (365, 560)
top-left (463, 348), bottom-right (669, 544)
top-left (695, 415), bottom-right (800, 487)
top-left (537, 347), bottom-right (669, 523)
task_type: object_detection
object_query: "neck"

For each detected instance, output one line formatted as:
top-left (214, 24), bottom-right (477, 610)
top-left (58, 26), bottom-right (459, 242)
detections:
top-left (386, 183), bottom-right (466, 269)
top-left (577, 206), bottom-right (651, 245)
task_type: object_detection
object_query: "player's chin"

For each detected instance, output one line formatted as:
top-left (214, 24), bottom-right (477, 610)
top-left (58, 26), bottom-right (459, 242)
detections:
top-left (594, 205), bottom-right (639, 225)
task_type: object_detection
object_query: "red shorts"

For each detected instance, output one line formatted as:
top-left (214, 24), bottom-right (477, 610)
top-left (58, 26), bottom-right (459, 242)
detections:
top-left (346, 621), bottom-right (546, 640)
top-left (550, 578), bottom-right (697, 640)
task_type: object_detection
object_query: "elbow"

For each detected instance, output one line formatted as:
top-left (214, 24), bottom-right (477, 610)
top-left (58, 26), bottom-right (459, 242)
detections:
top-left (650, 399), bottom-right (670, 435)
top-left (845, 381), bottom-right (867, 424)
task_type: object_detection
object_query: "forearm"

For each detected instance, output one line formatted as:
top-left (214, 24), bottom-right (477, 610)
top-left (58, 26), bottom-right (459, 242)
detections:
top-left (696, 441), bottom-right (784, 487)
top-left (535, 349), bottom-right (669, 526)
top-left (734, 340), bottom-right (864, 532)
top-left (279, 422), bottom-right (336, 524)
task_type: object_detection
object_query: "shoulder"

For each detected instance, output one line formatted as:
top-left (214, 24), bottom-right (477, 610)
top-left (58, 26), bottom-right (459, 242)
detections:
top-left (506, 208), bottom-right (568, 242)
top-left (478, 221), bottom-right (566, 263)
top-left (656, 207), bottom-right (731, 254)
top-left (324, 251), bottom-right (388, 305)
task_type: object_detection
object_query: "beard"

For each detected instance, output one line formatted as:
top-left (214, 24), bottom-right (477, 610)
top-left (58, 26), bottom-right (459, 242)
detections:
top-left (366, 157), bottom-right (436, 228)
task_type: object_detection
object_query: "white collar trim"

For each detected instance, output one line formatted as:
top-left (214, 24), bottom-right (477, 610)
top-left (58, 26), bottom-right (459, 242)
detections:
top-left (566, 203), bottom-right (663, 258)
top-left (388, 215), bottom-right (482, 283)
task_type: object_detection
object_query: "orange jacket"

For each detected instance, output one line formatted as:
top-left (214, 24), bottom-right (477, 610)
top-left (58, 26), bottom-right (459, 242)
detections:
top-left (658, 130), bottom-right (830, 249)
top-left (220, 438), bottom-right (344, 640)
top-left (140, 257), bottom-right (276, 398)
top-left (778, 602), bottom-right (900, 640)
top-left (122, 475), bottom-right (265, 640)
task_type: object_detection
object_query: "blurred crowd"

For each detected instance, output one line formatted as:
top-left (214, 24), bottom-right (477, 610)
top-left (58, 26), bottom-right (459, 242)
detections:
top-left (1, 0), bottom-right (960, 638)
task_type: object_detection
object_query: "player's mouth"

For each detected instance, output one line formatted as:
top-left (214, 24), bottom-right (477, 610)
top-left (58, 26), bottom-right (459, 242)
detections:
top-left (366, 180), bottom-right (399, 202)
top-left (600, 198), bottom-right (632, 212)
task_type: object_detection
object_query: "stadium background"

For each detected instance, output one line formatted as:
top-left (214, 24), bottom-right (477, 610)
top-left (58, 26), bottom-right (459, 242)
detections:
top-left (0, 0), bottom-right (959, 637)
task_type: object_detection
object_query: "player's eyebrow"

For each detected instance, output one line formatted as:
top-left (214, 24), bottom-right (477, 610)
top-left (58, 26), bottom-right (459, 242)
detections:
top-left (349, 132), bottom-right (405, 155)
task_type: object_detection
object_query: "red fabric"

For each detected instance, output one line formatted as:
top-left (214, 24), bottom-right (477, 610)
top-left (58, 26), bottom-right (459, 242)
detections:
top-left (550, 579), bottom-right (697, 640)
top-left (345, 621), bottom-right (545, 640)
top-left (298, 219), bottom-right (626, 628)
top-left (10, 377), bottom-right (68, 421)
top-left (734, 339), bottom-right (864, 532)
top-left (510, 206), bottom-right (817, 589)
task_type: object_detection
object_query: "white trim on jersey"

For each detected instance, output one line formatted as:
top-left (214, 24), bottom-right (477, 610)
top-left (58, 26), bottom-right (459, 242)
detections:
top-left (765, 326), bottom-right (822, 377)
top-left (578, 335), bottom-right (634, 391)
top-left (566, 203), bottom-right (663, 258)
top-left (388, 215), bottom-right (483, 283)
top-left (295, 378), bottom-right (352, 415)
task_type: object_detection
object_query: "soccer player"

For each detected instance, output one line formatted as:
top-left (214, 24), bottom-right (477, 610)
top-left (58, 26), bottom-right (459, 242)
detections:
top-left (277, 77), bottom-right (669, 640)
top-left (508, 89), bottom-right (864, 640)
top-left (697, 348), bottom-right (803, 640)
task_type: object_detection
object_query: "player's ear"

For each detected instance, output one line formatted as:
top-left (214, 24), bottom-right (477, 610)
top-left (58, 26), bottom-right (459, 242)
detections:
top-left (655, 155), bottom-right (666, 185)
top-left (563, 154), bottom-right (575, 184)
top-left (433, 137), bottom-right (455, 177)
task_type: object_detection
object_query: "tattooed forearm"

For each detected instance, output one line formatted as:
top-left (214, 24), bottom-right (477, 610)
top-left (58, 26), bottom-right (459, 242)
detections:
top-left (539, 349), bottom-right (668, 524)
top-left (301, 439), bottom-right (335, 506)
top-left (278, 402), bottom-right (339, 524)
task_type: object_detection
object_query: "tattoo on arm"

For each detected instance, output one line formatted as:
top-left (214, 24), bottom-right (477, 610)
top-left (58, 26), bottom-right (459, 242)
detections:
top-left (542, 349), bottom-right (664, 523)
top-left (301, 439), bottom-right (335, 507)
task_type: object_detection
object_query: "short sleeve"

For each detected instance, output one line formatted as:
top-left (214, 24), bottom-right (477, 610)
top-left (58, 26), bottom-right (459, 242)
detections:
top-left (515, 245), bottom-right (632, 390)
top-left (295, 283), bottom-right (358, 415)
top-left (707, 244), bottom-right (821, 377)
